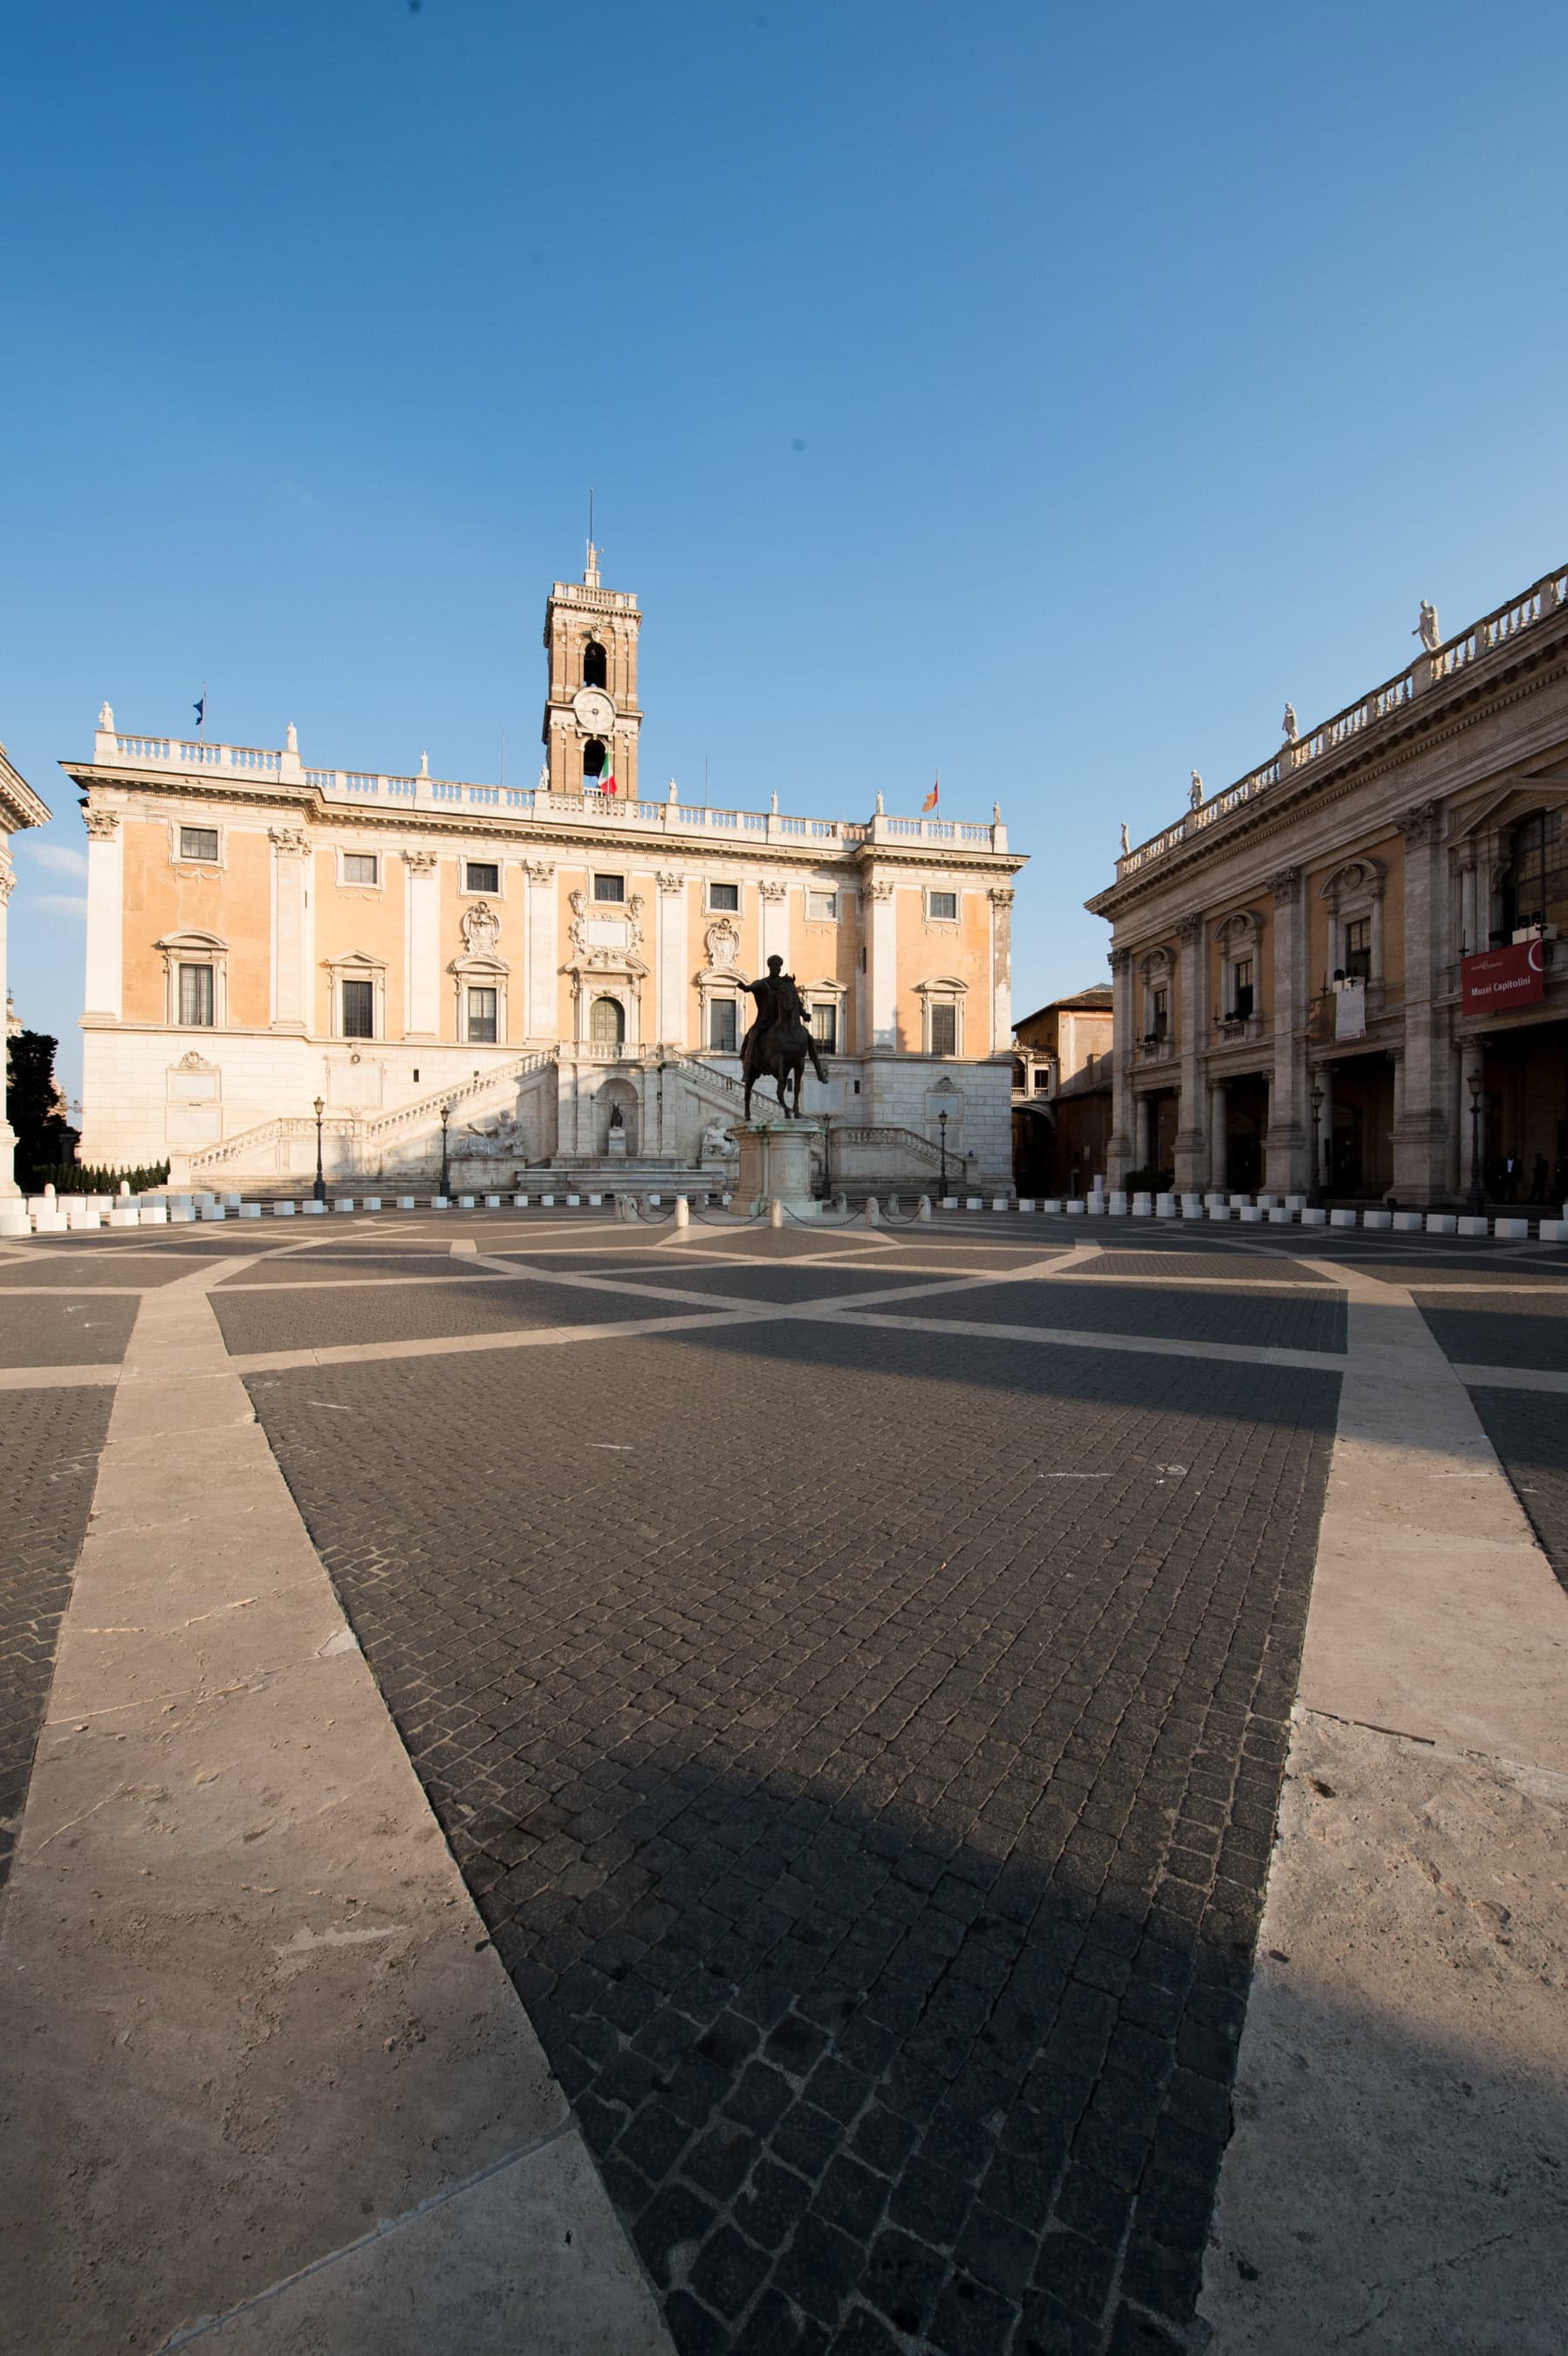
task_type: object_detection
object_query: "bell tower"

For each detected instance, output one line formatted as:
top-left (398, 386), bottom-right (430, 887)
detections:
top-left (541, 542), bottom-right (643, 800)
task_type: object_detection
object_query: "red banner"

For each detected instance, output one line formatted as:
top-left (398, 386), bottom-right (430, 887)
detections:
top-left (1461, 940), bottom-right (1547, 1014)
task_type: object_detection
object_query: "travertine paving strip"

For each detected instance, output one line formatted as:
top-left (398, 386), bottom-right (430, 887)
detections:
top-left (1202, 1257), bottom-right (1568, 2352)
top-left (0, 1257), bottom-right (670, 2356)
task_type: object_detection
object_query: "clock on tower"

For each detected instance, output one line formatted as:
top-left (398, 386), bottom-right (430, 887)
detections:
top-left (541, 542), bottom-right (643, 800)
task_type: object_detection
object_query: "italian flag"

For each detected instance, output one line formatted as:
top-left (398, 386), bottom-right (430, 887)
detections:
top-left (600, 752), bottom-right (618, 795)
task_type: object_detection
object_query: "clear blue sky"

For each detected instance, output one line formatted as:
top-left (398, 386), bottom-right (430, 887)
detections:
top-left (5, 1), bottom-right (1566, 1105)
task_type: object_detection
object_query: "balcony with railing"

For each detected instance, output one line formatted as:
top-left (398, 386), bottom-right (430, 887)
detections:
top-left (1106, 564), bottom-right (1568, 890)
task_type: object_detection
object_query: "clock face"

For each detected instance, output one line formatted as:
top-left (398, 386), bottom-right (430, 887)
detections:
top-left (573, 687), bottom-right (615, 734)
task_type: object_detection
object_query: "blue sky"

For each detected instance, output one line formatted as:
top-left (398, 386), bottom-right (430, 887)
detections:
top-left (5, 1), bottom-right (1566, 1105)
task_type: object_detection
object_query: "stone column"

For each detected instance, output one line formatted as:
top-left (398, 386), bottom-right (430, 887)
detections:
top-left (1459, 857), bottom-right (1478, 958)
top-left (403, 851), bottom-right (441, 1040)
top-left (989, 887), bottom-right (1014, 1055)
top-left (1209, 1079), bottom-right (1228, 1188)
top-left (270, 827), bottom-right (310, 1031)
top-left (1459, 1032), bottom-right (1486, 1199)
top-left (1107, 947), bottom-right (1134, 1184)
top-left (1173, 914), bottom-right (1207, 1190)
top-left (1394, 802), bottom-right (1448, 1201)
top-left (1265, 866), bottom-right (1306, 1191)
top-left (655, 871), bottom-right (686, 1047)
top-left (1316, 1065), bottom-right (1334, 1193)
top-left (1134, 1093), bottom-right (1154, 1172)
top-left (759, 880), bottom-right (788, 974)
top-left (83, 809), bottom-right (123, 1021)
top-left (865, 879), bottom-right (898, 1051)
top-left (524, 860), bottom-right (557, 1043)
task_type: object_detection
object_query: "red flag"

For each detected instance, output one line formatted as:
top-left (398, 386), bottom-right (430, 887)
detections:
top-left (921, 775), bottom-right (939, 813)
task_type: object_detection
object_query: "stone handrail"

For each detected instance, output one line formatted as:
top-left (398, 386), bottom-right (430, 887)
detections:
top-left (359, 1051), bottom-right (556, 1140)
top-left (1113, 563), bottom-right (1568, 886)
top-left (834, 1124), bottom-right (944, 1169)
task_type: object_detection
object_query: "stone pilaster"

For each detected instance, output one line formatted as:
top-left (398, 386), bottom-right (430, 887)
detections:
top-left (759, 880), bottom-right (788, 973)
top-left (523, 860), bottom-right (557, 1043)
top-left (404, 850), bottom-right (441, 1040)
top-left (655, 871), bottom-right (686, 1047)
top-left (1107, 946), bottom-right (1134, 1184)
top-left (270, 827), bottom-right (311, 1032)
top-left (1265, 866), bottom-right (1306, 1191)
top-left (1173, 914), bottom-right (1207, 1191)
top-left (865, 880), bottom-right (898, 1052)
top-left (1393, 802), bottom-right (1448, 1201)
top-left (83, 809), bottom-right (123, 1021)
top-left (989, 887), bottom-right (1014, 1056)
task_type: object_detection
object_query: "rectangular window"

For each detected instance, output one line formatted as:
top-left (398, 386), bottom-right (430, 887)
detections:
top-left (464, 861), bottom-right (500, 894)
top-left (179, 826), bottom-right (219, 862)
top-left (928, 890), bottom-right (958, 922)
top-left (178, 963), bottom-right (214, 1025)
top-left (1033, 1068), bottom-right (1051, 1093)
top-left (1151, 987), bottom-right (1169, 1038)
top-left (1232, 956), bottom-right (1255, 1017)
top-left (806, 891), bottom-right (838, 923)
top-left (341, 979), bottom-right (374, 1038)
top-left (930, 1003), bottom-right (958, 1056)
top-left (709, 998), bottom-right (738, 1053)
top-left (342, 853), bottom-right (379, 886)
top-left (467, 987), bottom-right (497, 1044)
top-left (810, 1003), bottom-right (838, 1052)
top-left (593, 873), bottom-right (626, 903)
top-left (708, 880), bottom-right (740, 911)
top-left (1343, 918), bottom-right (1372, 983)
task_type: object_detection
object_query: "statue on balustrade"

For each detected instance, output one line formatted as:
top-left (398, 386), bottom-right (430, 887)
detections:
top-left (1414, 600), bottom-right (1441, 653)
top-left (1189, 770), bottom-right (1203, 810)
top-left (740, 955), bottom-right (828, 1120)
top-left (1282, 704), bottom-right (1299, 742)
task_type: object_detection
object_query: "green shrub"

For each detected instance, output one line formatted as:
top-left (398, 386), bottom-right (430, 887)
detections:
top-left (26, 1161), bottom-right (170, 1196)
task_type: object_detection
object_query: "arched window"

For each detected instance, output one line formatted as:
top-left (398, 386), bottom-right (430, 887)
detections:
top-left (1504, 808), bottom-right (1566, 935)
top-left (583, 640), bottom-right (607, 689)
top-left (590, 995), bottom-right (625, 1048)
top-left (583, 738), bottom-right (606, 784)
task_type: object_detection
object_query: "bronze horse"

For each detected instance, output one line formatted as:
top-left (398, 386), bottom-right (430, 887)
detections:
top-left (741, 957), bottom-right (829, 1120)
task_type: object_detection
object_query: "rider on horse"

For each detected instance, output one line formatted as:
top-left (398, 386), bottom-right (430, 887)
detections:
top-left (740, 955), bottom-right (829, 1119)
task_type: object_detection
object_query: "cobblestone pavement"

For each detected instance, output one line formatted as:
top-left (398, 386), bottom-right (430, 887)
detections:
top-left (0, 1294), bottom-right (138, 1367)
top-left (239, 1240), bottom-right (1339, 2356)
top-left (1467, 1387), bottom-right (1568, 1596)
top-left (4, 1213), bottom-right (1566, 2353)
top-left (0, 1387), bottom-right (113, 1891)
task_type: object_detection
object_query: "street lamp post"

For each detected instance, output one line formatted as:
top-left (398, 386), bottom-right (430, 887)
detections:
top-left (1308, 1081), bottom-right (1325, 1209)
top-left (312, 1096), bottom-right (325, 1203)
top-left (439, 1104), bottom-right (452, 1202)
top-left (938, 1109), bottom-right (948, 1195)
top-left (1467, 1072), bottom-right (1485, 1216)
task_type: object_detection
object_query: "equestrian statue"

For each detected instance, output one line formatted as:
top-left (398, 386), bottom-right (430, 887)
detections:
top-left (740, 955), bottom-right (829, 1120)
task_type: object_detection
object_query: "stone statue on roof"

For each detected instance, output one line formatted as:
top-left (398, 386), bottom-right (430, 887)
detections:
top-left (1282, 704), bottom-right (1298, 743)
top-left (1189, 771), bottom-right (1203, 810)
top-left (1415, 600), bottom-right (1441, 652)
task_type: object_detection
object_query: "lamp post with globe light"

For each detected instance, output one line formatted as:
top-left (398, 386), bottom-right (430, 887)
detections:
top-left (1467, 1072), bottom-right (1485, 1216)
top-left (439, 1105), bottom-right (452, 1202)
top-left (312, 1097), bottom-right (325, 1203)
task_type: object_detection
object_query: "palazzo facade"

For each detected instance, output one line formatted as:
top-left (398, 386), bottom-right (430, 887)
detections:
top-left (1089, 563), bottom-right (1568, 1206)
top-left (69, 550), bottom-right (1025, 1190)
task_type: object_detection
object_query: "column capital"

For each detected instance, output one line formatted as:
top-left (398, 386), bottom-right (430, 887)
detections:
top-left (1268, 865), bottom-right (1301, 906)
top-left (84, 809), bottom-right (120, 841)
top-left (758, 880), bottom-right (787, 902)
top-left (1108, 944), bottom-right (1132, 972)
top-left (1397, 800), bottom-right (1441, 845)
top-left (0, 859), bottom-right (15, 906)
top-left (522, 859), bottom-right (556, 883)
top-left (988, 885), bottom-right (1015, 907)
top-left (654, 870), bottom-right (685, 896)
top-left (269, 825), bottom-right (310, 857)
top-left (404, 849), bottom-right (439, 877)
top-left (1175, 913), bottom-right (1204, 944)
top-left (866, 880), bottom-right (896, 904)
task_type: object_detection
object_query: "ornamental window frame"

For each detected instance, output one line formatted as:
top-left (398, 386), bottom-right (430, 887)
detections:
top-left (337, 847), bottom-right (383, 892)
top-left (156, 929), bottom-right (229, 1029)
top-left (169, 819), bottom-right (225, 871)
top-left (914, 973), bottom-right (968, 1058)
top-left (804, 977), bottom-right (846, 1055)
top-left (705, 879), bottom-right (742, 914)
top-left (805, 889), bottom-right (839, 925)
top-left (325, 950), bottom-right (387, 1042)
top-left (1214, 908), bottom-right (1263, 1022)
top-left (1318, 856), bottom-right (1386, 987)
top-left (1138, 946), bottom-right (1174, 1043)
top-left (925, 887), bottom-right (960, 925)
top-left (461, 857), bottom-right (505, 899)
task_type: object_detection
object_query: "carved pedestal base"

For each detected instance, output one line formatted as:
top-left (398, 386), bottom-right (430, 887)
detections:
top-left (734, 1120), bottom-right (828, 1218)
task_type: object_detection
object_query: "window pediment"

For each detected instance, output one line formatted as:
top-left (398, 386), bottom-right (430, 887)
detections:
top-left (155, 928), bottom-right (228, 954)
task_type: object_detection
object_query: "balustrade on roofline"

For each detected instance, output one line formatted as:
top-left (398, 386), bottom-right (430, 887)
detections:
top-left (91, 726), bottom-right (1005, 847)
top-left (1114, 562), bottom-right (1568, 884)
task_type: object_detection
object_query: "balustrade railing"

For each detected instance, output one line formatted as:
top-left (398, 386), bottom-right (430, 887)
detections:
top-left (1113, 564), bottom-right (1568, 885)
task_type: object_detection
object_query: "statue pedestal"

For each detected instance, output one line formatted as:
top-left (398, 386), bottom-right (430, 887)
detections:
top-left (606, 1131), bottom-right (627, 1159)
top-left (734, 1120), bottom-right (827, 1218)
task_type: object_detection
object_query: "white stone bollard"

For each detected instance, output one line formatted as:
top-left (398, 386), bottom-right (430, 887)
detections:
top-left (540, 1193), bottom-right (554, 1207)
top-left (140, 1203), bottom-right (168, 1225)
top-left (1329, 1208), bottom-right (1357, 1228)
top-left (431, 1196), bottom-right (450, 1210)
top-left (674, 1195), bottom-right (690, 1229)
top-left (1204, 1192), bottom-right (1227, 1209)
top-left (1285, 1194), bottom-right (1306, 1212)
top-left (1017, 1197), bottom-right (1035, 1213)
top-left (119, 1180), bottom-right (132, 1197)
top-left (273, 1201), bottom-right (297, 1216)
top-left (301, 1200), bottom-right (325, 1216)
top-left (484, 1195), bottom-right (502, 1209)
top-left (769, 1199), bottom-right (784, 1229)
top-left (457, 1195), bottom-right (475, 1210)
top-left (334, 1199), bottom-right (356, 1214)
top-left (1155, 1194), bottom-right (1177, 1219)
top-left (1393, 1211), bottom-right (1423, 1232)
top-left (108, 1206), bottom-right (140, 1229)
top-left (1425, 1213), bottom-right (1457, 1234)
top-left (566, 1194), bottom-right (581, 1208)
top-left (1268, 1206), bottom-right (1293, 1225)
top-left (1456, 1216), bottom-right (1489, 1237)
top-left (1181, 1195), bottom-right (1204, 1221)
top-left (32, 1207), bottom-right (68, 1232)
top-left (865, 1196), bottom-right (881, 1225)
top-left (1238, 1206), bottom-right (1265, 1223)
top-left (588, 1194), bottom-right (603, 1207)
top-left (941, 1195), bottom-right (958, 1209)
top-left (0, 1203), bottom-right (31, 1236)
top-left (916, 1195), bottom-right (932, 1222)
top-left (965, 1196), bottom-right (983, 1210)
top-left (648, 1195), bottom-right (661, 1206)
top-left (1495, 1216), bottom-right (1530, 1240)
top-left (511, 1194), bottom-right (528, 1208)
top-left (222, 1194), bottom-right (242, 1209)
top-left (1299, 1206), bottom-right (1328, 1227)
top-left (1208, 1203), bottom-right (1234, 1221)
top-left (1132, 1192), bottom-right (1153, 1216)
top-left (1065, 1198), bottom-right (1085, 1215)
top-left (1539, 1219), bottom-right (1568, 1243)
top-left (363, 1197), bottom-right (382, 1212)
top-left (65, 1201), bottom-right (99, 1229)
top-left (1108, 1192), bottom-right (1128, 1216)
top-left (1362, 1210), bottom-right (1392, 1230)
top-left (993, 1196), bottom-right (1010, 1212)
top-left (238, 1203), bottom-right (263, 1220)
top-left (1085, 1195), bottom-right (1106, 1216)
top-left (201, 1204), bottom-right (228, 1222)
